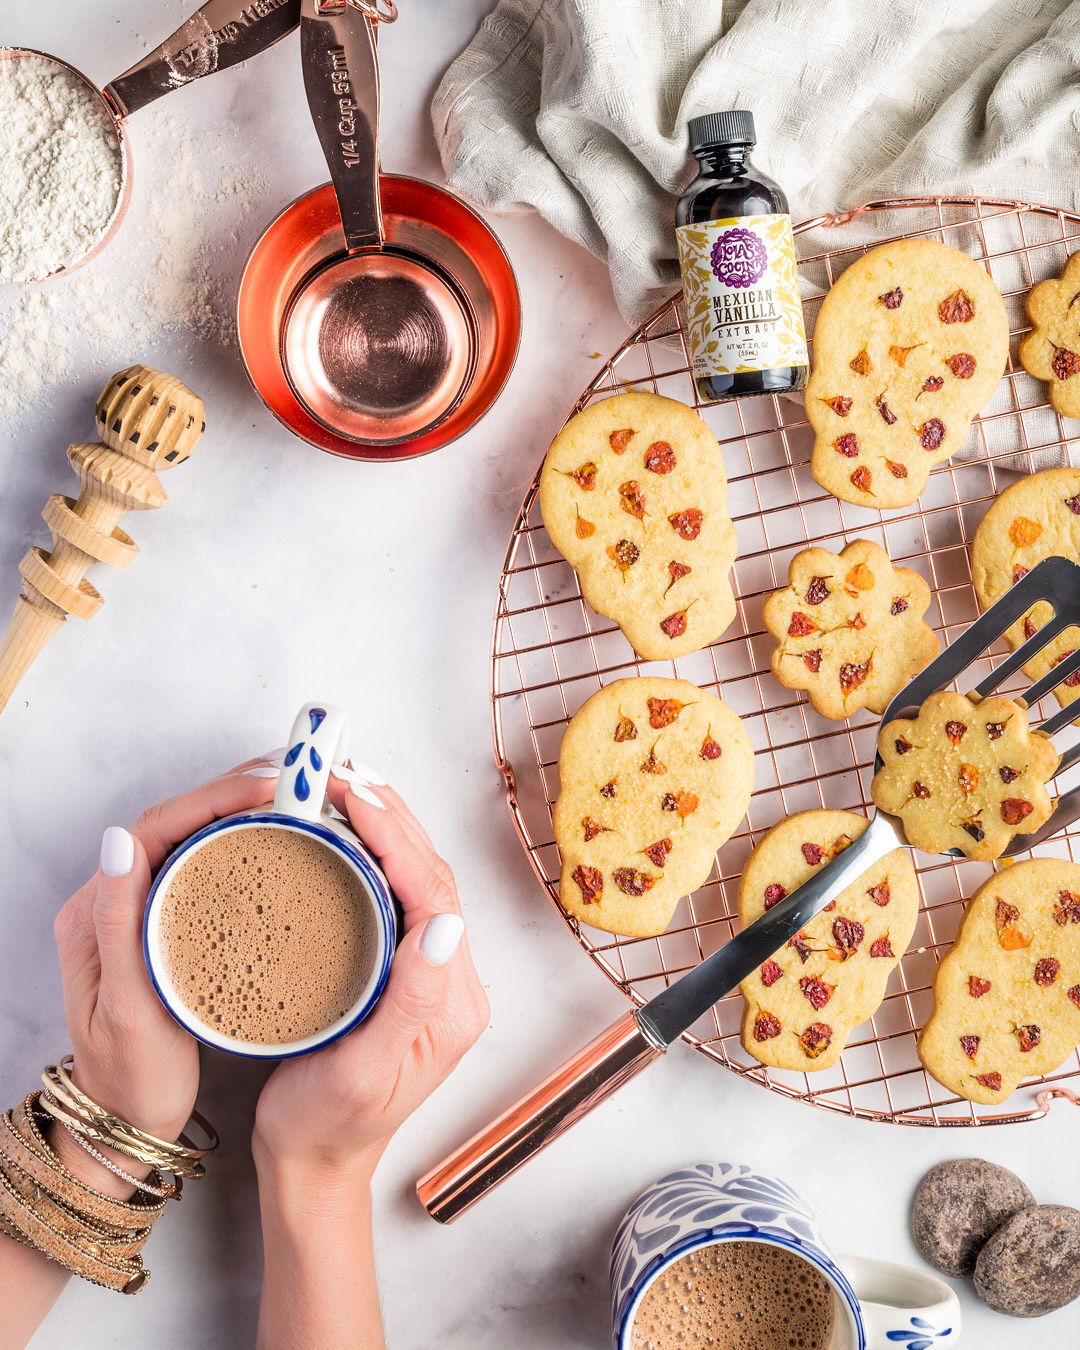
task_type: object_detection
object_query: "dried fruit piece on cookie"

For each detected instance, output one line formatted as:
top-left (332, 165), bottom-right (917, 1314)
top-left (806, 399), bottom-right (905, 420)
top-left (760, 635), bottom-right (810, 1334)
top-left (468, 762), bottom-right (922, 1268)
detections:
top-left (1019, 251), bottom-right (1080, 420)
top-left (871, 691), bottom-right (1058, 861)
top-left (971, 466), bottom-right (1080, 716)
top-left (919, 859), bottom-right (1080, 1103)
top-left (762, 539), bottom-right (939, 720)
top-left (806, 239), bottom-right (1008, 510)
top-left (737, 809), bottom-right (919, 1072)
top-left (539, 391), bottom-right (737, 661)
top-left (553, 677), bottom-right (754, 938)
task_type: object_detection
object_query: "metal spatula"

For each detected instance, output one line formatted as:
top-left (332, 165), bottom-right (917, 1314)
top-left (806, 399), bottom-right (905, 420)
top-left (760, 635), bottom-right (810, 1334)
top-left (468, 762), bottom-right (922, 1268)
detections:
top-left (418, 556), bottom-right (1080, 1223)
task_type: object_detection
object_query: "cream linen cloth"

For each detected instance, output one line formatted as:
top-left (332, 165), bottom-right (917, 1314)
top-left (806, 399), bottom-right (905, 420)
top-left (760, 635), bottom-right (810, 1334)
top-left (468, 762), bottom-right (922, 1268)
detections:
top-left (433, 0), bottom-right (1080, 326)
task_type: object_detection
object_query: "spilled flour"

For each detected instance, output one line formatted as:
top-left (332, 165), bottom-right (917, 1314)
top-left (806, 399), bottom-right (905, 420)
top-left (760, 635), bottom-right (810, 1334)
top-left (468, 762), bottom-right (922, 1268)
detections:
top-left (0, 55), bottom-right (123, 283)
top-left (0, 115), bottom-right (265, 424)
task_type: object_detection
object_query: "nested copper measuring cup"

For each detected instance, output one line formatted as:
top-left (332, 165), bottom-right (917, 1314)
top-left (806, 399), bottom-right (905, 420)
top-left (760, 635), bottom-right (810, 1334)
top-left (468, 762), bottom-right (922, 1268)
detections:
top-left (237, 0), bottom-right (519, 460)
top-left (1, 0), bottom-right (302, 282)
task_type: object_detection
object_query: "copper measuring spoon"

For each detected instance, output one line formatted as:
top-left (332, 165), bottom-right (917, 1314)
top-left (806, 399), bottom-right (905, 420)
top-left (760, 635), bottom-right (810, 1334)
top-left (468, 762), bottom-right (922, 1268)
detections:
top-left (1, 0), bottom-right (301, 282)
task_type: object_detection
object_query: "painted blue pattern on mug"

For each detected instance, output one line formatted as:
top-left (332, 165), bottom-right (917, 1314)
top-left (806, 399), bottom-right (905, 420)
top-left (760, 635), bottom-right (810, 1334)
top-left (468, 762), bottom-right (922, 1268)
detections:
top-left (886, 1316), bottom-right (953, 1347)
top-left (310, 745), bottom-right (323, 771)
top-left (294, 767), bottom-right (310, 802)
top-left (309, 707), bottom-right (326, 732)
top-left (284, 742), bottom-right (303, 767)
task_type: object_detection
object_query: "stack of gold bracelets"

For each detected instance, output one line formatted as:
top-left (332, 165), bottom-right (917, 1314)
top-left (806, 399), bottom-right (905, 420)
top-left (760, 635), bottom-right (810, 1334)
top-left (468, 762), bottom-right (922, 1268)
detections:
top-left (0, 1057), bottom-right (217, 1293)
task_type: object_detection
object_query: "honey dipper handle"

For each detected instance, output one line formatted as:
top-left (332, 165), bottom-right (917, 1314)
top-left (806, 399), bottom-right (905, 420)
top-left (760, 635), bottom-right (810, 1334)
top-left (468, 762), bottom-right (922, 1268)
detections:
top-left (416, 1011), bottom-right (663, 1224)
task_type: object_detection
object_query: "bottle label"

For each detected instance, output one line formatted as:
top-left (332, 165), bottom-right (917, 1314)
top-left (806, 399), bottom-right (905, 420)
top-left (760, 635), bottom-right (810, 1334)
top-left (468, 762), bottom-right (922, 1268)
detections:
top-left (676, 214), bottom-right (808, 378)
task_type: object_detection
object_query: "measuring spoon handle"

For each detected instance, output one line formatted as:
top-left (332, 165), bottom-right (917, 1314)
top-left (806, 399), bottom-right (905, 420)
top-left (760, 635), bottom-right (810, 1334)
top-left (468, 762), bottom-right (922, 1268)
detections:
top-left (103, 0), bottom-right (301, 119)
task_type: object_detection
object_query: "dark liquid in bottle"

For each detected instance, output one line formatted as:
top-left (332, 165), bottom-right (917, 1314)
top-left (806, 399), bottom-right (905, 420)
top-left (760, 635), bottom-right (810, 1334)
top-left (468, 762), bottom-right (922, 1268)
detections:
top-left (676, 111), bottom-right (808, 404)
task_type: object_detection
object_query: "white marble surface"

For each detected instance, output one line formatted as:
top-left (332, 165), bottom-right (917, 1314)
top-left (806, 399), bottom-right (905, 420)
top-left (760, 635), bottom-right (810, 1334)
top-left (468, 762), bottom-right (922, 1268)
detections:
top-left (0, 4), bottom-right (1078, 1348)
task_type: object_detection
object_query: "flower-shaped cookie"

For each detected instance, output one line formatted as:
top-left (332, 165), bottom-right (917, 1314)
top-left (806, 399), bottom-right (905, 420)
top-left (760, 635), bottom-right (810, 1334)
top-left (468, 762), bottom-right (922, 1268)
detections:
top-left (971, 466), bottom-right (1080, 713)
top-left (540, 391), bottom-right (737, 661)
top-left (762, 539), bottom-right (939, 719)
top-left (554, 677), bottom-right (753, 937)
top-left (919, 859), bottom-right (1080, 1104)
top-left (806, 239), bottom-right (1008, 509)
top-left (1019, 251), bottom-right (1080, 419)
top-left (738, 810), bottom-right (919, 1072)
top-left (871, 691), bottom-right (1058, 861)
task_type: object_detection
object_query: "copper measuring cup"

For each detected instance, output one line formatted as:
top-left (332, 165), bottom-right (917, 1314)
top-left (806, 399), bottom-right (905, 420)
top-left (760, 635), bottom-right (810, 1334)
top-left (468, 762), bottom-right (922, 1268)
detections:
top-left (1, 0), bottom-right (302, 282)
top-left (237, 0), bottom-right (520, 459)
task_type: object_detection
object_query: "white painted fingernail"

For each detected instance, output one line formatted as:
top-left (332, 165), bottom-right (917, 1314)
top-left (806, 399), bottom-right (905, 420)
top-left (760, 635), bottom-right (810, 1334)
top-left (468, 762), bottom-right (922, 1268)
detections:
top-left (100, 826), bottom-right (135, 879)
top-left (347, 783), bottom-right (386, 810)
top-left (420, 913), bottom-right (465, 966)
top-left (333, 763), bottom-right (389, 793)
top-left (243, 765), bottom-right (281, 779)
top-left (256, 746), bottom-right (290, 767)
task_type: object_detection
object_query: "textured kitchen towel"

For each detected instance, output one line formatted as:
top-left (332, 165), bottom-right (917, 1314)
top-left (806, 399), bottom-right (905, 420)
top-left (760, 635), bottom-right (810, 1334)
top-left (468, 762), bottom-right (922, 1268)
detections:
top-left (433, 0), bottom-right (1080, 327)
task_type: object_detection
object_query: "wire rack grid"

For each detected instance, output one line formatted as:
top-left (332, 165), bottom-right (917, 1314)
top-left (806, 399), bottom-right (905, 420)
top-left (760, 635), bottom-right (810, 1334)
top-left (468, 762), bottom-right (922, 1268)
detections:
top-left (492, 196), bottom-right (1080, 1126)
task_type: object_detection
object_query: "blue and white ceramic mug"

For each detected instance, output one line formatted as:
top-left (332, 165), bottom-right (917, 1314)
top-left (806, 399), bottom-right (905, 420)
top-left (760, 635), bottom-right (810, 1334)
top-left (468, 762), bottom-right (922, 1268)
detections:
top-left (611, 1163), bottom-right (961, 1350)
top-left (143, 702), bottom-right (397, 1059)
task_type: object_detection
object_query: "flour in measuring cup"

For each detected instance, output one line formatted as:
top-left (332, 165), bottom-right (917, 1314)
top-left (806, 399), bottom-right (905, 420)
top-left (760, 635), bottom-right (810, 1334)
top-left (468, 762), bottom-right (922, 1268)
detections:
top-left (0, 55), bottom-right (123, 283)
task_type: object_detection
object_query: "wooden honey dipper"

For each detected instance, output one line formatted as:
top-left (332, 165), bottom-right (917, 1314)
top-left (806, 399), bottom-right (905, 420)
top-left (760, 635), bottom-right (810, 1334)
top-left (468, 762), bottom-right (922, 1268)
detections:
top-left (0, 365), bottom-right (205, 714)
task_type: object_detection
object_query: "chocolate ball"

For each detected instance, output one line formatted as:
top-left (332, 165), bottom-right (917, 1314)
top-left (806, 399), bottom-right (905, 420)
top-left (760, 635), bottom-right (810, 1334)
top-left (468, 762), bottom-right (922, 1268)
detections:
top-left (974, 1204), bottom-right (1080, 1317)
top-left (911, 1158), bottom-right (1034, 1276)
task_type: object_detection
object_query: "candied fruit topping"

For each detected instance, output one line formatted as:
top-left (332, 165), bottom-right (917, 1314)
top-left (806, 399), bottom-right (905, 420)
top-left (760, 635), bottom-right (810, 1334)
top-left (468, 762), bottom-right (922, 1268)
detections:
top-left (582, 816), bottom-right (603, 842)
top-left (912, 781), bottom-right (931, 799)
top-left (945, 720), bottom-right (967, 745)
top-left (969, 976), bottom-right (991, 998)
top-left (570, 461), bottom-right (598, 490)
top-left (801, 842), bottom-right (824, 866)
top-left (975, 1072), bottom-right (1002, 1091)
top-left (1014, 1024), bottom-right (1041, 1052)
top-left (895, 737), bottom-right (913, 754)
top-left (805, 576), bottom-right (830, 605)
top-left (1054, 891), bottom-right (1080, 925)
top-left (867, 883), bottom-right (891, 907)
top-left (875, 395), bottom-right (897, 425)
top-left (1052, 346), bottom-right (1080, 380)
top-left (845, 563), bottom-right (875, 592)
top-left (1000, 798), bottom-right (1034, 826)
top-left (799, 976), bottom-right (834, 1010)
top-left (668, 560), bottom-right (691, 585)
top-left (613, 867), bottom-right (655, 897)
top-left (958, 763), bottom-right (980, 795)
top-left (640, 747), bottom-right (666, 775)
top-left (1034, 957), bottom-right (1060, 986)
top-left (788, 932), bottom-right (814, 962)
top-left (644, 838), bottom-right (673, 868)
top-left (668, 508), bottom-right (703, 540)
top-left (960, 1035), bottom-right (981, 1059)
top-left (661, 790), bottom-right (699, 817)
top-left (1065, 494), bottom-right (1080, 516)
top-left (939, 290), bottom-right (975, 323)
top-left (1012, 566), bottom-right (1029, 585)
top-left (826, 395), bottom-right (853, 416)
top-left (660, 611), bottom-right (688, 639)
top-left (889, 344), bottom-right (915, 366)
top-left (619, 480), bottom-right (645, 518)
top-left (644, 441), bottom-right (676, 474)
top-left (609, 428), bottom-right (634, 452)
top-left (647, 697), bottom-right (683, 729)
top-left (832, 916), bottom-right (865, 958)
top-left (799, 1023), bottom-right (833, 1058)
top-left (753, 1011), bottom-right (782, 1041)
top-left (879, 287), bottom-right (903, 309)
top-left (599, 780), bottom-right (617, 798)
top-left (849, 348), bottom-right (872, 375)
top-left (575, 516), bottom-right (595, 538)
top-left (890, 597), bottom-right (909, 615)
top-left (946, 352), bottom-right (975, 378)
top-left (887, 460), bottom-right (909, 478)
top-left (870, 936), bottom-right (894, 958)
top-left (919, 419), bottom-right (946, 451)
top-left (1070, 986), bottom-right (1080, 1010)
top-left (839, 660), bottom-right (870, 691)
top-left (985, 720), bottom-right (1006, 740)
top-left (607, 539), bottom-right (641, 571)
top-left (1009, 516), bottom-right (1043, 548)
top-left (850, 465), bottom-right (872, 492)
top-left (834, 432), bottom-right (860, 457)
top-left (614, 715), bottom-right (637, 743)
top-left (763, 882), bottom-right (787, 910)
top-left (571, 864), bottom-right (603, 903)
top-left (699, 736), bottom-right (723, 761)
top-left (788, 612), bottom-right (817, 636)
top-left (802, 649), bottom-right (822, 673)
top-left (962, 820), bottom-right (985, 842)
top-left (760, 959), bottom-right (784, 987)
top-left (921, 376), bottom-right (944, 394)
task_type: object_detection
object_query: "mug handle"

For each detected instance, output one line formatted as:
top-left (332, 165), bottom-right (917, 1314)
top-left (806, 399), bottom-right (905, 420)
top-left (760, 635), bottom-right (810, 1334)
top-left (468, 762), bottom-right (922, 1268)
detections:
top-left (273, 703), bottom-right (350, 823)
top-left (838, 1254), bottom-right (961, 1349)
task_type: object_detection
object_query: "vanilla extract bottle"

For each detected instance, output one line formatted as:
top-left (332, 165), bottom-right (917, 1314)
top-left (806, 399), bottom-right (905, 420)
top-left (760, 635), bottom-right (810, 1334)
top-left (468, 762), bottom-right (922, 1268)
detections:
top-left (676, 109), bottom-right (808, 403)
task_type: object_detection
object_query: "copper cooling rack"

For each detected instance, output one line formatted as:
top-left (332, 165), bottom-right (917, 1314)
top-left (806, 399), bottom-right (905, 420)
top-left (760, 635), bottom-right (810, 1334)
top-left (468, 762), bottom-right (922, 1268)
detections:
top-left (493, 197), bottom-right (1080, 1126)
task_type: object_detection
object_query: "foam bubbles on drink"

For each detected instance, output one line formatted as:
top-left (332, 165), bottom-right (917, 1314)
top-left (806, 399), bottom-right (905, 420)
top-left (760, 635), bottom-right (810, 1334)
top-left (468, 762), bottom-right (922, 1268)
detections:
top-left (158, 827), bottom-right (377, 1044)
top-left (629, 1241), bottom-right (835, 1350)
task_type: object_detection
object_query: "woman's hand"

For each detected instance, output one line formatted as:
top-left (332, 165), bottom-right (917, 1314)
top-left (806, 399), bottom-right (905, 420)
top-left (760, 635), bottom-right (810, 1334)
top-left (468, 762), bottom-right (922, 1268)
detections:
top-left (252, 772), bottom-right (489, 1180)
top-left (51, 761), bottom-right (280, 1176)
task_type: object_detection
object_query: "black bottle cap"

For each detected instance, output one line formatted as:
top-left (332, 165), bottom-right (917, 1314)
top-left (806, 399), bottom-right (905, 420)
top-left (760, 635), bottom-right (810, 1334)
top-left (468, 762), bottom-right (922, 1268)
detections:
top-left (688, 109), bottom-right (756, 153)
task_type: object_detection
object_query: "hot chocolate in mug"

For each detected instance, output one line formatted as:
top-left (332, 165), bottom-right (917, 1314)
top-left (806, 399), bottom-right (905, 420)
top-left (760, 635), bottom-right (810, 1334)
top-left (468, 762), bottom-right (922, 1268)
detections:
top-left (143, 702), bottom-right (398, 1059)
top-left (611, 1163), bottom-right (960, 1350)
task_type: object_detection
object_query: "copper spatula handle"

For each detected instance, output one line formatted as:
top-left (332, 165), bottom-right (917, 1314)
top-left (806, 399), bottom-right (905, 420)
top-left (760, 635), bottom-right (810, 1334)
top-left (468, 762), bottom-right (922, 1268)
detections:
top-left (417, 1011), bottom-right (663, 1224)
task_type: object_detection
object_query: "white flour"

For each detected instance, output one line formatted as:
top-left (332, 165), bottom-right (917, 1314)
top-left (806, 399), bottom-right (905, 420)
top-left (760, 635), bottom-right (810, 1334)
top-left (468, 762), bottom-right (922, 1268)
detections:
top-left (0, 55), bottom-right (123, 283)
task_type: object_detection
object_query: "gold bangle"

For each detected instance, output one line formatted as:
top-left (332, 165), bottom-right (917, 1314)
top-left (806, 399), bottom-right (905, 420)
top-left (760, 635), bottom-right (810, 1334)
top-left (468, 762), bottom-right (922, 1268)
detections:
top-left (49, 1059), bottom-right (218, 1160)
top-left (37, 1093), bottom-right (206, 1180)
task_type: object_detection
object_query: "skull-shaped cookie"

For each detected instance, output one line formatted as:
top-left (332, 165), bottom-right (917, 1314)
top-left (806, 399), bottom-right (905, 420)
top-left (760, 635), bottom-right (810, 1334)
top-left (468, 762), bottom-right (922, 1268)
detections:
top-left (871, 691), bottom-right (1058, 861)
top-left (1019, 251), bottom-right (1080, 419)
top-left (919, 859), bottom-right (1080, 1103)
top-left (738, 810), bottom-right (919, 1072)
top-left (540, 392), bottom-right (737, 661)
top-left (807, 239), bottom-right (1008, 509)
top-left (554, 677), bottom-right (753, 937)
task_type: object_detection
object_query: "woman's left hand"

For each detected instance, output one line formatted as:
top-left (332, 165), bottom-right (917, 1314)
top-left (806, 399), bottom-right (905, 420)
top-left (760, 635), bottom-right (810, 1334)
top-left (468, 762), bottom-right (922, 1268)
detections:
top-left (52, 762), bottom-right (280, 1153)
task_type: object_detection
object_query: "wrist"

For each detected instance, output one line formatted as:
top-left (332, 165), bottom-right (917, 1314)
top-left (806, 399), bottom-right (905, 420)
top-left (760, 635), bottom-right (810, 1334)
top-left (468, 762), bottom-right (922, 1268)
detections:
top-left (253, 1140), bottom-right (382, 1220)
top-left (46, 1119), bottom-right (153, 1203)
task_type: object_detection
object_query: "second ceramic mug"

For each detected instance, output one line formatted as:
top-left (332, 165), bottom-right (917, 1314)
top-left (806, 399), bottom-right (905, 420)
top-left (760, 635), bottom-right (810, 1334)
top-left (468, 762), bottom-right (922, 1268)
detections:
top-left (143, 702), bottom-right (398, 1059)
top-left (611, 1163), bottom-right (960, 1350)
